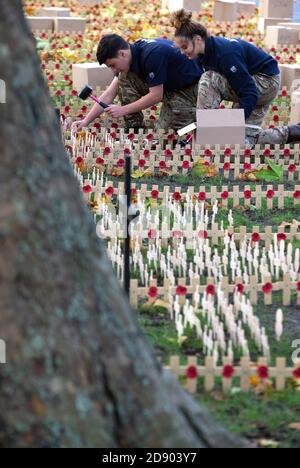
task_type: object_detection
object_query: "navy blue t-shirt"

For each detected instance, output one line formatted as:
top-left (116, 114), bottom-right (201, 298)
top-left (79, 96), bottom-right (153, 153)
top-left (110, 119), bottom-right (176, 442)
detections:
top-left (130, 38), bottom-right (204, 91)
top-left (200, 36), bottom-right (280, 119)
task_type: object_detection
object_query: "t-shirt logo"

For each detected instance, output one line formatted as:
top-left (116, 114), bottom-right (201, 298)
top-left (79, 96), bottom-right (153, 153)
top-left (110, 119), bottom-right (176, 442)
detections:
top-left (149, 72), bottom-right (155, 79)
top-left (230, 66), bottom-right (237, 73)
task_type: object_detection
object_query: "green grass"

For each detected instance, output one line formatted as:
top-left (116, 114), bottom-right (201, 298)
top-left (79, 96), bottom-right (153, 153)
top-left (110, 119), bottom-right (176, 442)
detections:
top-left (197, 390), bottom-right (300, 448)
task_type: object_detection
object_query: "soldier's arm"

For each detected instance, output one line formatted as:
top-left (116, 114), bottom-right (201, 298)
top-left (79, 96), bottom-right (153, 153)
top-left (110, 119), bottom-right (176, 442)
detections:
top-left (82, 76), bottom-right (120, 125)
top-left (121, 84), bottom-right (164, 115)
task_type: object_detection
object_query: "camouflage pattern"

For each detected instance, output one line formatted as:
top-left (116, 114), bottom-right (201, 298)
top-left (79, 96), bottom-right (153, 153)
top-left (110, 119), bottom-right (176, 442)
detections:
top-left (118, 71), bottom-right (198, 131)
top-left (197, 71), bottom-right (286, 146)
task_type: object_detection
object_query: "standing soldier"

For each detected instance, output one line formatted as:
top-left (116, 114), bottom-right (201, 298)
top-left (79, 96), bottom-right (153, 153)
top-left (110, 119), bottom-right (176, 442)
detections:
top-left (72, 34), bottom-right (203, 132)
top-left (170, 9), bottom-right (300, 146)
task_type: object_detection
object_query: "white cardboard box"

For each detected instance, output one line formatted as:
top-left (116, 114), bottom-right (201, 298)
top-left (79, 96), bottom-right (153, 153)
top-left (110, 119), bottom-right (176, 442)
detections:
top-left (54, 17), bottom-right (86, 33)
top-left (279, 64), bottom-right (300, 91)
top-left (258, 17), bottom-right (292, 34)
top-left (195, 109), bottom-right (245, 146)
top-left (265, 26), bottom-right (300, 48)
top-left (237, 1), bottom-right (256, 16)
top-left (213, 0), bottom-right (238, 22)
top-left (40, 7), bottom-right (71, 17)
top-left (168, 0), bottom-right (205, 12)
top-left (26, 16), bottom-right (54, 32)
top-left (259, 0), bottom-right (294, 19)
top-left (72, 63), bottom-right (115, 92)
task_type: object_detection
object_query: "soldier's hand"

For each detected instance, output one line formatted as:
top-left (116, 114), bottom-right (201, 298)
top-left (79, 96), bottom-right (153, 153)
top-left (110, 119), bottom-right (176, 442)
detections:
top-left (71, 119), bottom-right (89, 132)
top-left (104, 105), bottom-right (126, 119)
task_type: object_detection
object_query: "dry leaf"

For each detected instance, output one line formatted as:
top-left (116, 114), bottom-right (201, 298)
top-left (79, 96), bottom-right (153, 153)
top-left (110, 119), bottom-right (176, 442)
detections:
top-left (258, 439), bottom-right (279, 448)
top-left (288, 423), bottom-right (300, 431)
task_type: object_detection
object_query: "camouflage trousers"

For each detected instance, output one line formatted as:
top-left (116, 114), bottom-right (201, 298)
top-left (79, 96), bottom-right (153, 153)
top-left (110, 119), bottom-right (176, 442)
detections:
top-left (118, 71), bottom-right (198, 131)
top-left (197, 71), bottom-right (289, 147)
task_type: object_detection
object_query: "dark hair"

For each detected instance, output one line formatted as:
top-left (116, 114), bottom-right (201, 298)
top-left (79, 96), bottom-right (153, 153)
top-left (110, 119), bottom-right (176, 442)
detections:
top-left (170, 9), bottom-right (207, 40)
top-left (97, 34), bottom-right (129, 64)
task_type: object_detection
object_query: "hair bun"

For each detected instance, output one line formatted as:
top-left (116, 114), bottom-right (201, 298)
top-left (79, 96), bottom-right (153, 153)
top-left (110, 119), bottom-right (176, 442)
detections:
top-left (170, 9), bottom-right (193, 30)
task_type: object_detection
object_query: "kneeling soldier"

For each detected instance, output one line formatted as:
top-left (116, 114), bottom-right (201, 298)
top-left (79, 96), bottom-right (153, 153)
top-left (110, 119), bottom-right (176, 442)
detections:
top-left (73, 34), bottom-right (203, 132)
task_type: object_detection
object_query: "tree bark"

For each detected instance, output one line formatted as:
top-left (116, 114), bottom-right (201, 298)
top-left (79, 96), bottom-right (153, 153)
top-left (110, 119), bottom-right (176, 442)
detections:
top-left (0, 0), bottom-right (250, 448)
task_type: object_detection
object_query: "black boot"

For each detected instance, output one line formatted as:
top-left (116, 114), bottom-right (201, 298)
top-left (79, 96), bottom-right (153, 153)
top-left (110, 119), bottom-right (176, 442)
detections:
top-left (287, 123), bottom-right (300, 144)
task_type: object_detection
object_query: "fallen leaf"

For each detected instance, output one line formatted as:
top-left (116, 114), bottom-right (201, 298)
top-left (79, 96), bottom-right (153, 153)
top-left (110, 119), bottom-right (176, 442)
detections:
top-left (288, 423), bottom-right (300, 431)
top-left (258, 439), bottom-right (279, 448)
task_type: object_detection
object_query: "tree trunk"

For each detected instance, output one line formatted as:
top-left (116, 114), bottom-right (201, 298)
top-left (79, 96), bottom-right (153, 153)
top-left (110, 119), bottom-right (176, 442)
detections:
top-left (0, 0), bottom-right (249, 448)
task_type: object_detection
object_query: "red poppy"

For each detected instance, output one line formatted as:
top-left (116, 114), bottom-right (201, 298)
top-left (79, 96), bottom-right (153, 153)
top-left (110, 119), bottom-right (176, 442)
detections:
top-left (273, 115), bottom-right (279, 123)
top-left (223, 162), bottom-right (231, 171)
top-left (185, 148), bottom-right (192, 156)
top-left (244, 190), bottom-right (252, 200)
top-left (148, 229), bottom-right (157, 240)
top-left (224, 148), bottom-right (232, 156)
top-left (138, 159), bottom-right (146, 168)
top-left (173, 192), bottom-right (182, 202)
top-left (124, 148), bottom-right (131, 156)
top-left (103, 147), bottom-right (111, 156)
top-left (83, 185), bottom-right (92, 193)
top-left (244, 149), bottom-right (251, 157)
top-left (221, 191), bottom-right (229, 200)
top-left (143, 149), bottom-right (150, 158)
top-left (105, 187), bottom-right (114, 196)
top-left (204, 149), bottom-right (212, 157)
top-left (128, 133), bottom-right (135, 141)
top-left (64, 105), bottom-right (70, 113)
top-left (186, 365), bottom-right (198, 379)
top-left (266, 190), bottom-right (275, 199)
top-left (96, 157), bottom-right (104, 165)
top-left (288, 164), bottom-right (296, 173)
top-left (117, 159), bottom-right (125, 168)
top-left (294, 191), bottom-right (300, 200)
top-left (263, 149), bottom-right (271, 157)
top-left (198, 230), bottom-right (208, 239)
top-left (262, 283), bottom-right (273, 294)
top-left (131, 188), bottom-right (138, 196)
top-left (257, 366), bottom-right (269, 379)
top-left (176, 285), bottom-right (187, 296)
top-left (182, 161), bottom-right (190, 170)
top-left (282, 90), bottom-right (287, 97)
top-left (76, 156), bottom-right (84, 165)
top-left (148, 287), bottom-right (158, 298)
top-left (277, 233), bottom-right (287, 242)
top-left (223, 365), bottom-right (235, 379)
top-left (198, 192), bottom-right (207, 202)
top-left (167, 134), bottom-right (176, 141)
top-left (206, 285), bottom-right (216, 296)
top-left (56, 90), bottom-right (62, 97)
top-left (110, 132), bottom-right (117, 139)
top-left (151, 190), bottom-right (159, 200)
top-left (111, 123), bottom-right (118, 129)
top-left (81, 105), bottom-right (88, 113)
top-left (146, 133), bottom-right (154, 141)
top-left (251, 232), bottom-right (261, 243)
top-left (293, 368), bottom-right (300, 379)
top-left (236, 284), bottom-right (244, 294)
top-left (244, 163), bottom-right (251, 171)
top-left (284, 148), bottom-right (291, 157)
top-left (272, 105), bottom-right (278, 112)
top-left (297, 282), bottom-right (300, 292)
top-left (172, 231), bottom-right (183, 238)
top-left (159, 161), bottom-right (167, 169)
top-left (165, 149), bottom-right (173, 158)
